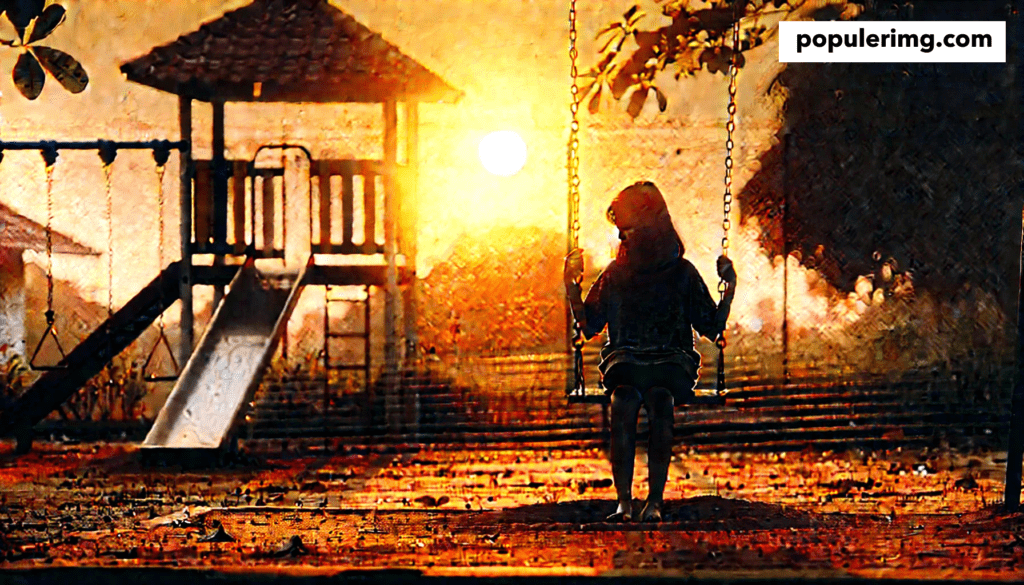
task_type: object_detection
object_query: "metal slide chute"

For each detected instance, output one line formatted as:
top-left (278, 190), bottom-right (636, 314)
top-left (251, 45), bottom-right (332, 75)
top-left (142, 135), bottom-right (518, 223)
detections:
top-left (144, 257), bottom-right (311, 450)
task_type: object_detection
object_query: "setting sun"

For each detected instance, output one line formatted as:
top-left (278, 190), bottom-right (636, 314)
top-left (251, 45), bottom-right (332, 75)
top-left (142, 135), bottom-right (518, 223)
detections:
top-left (478, 130), bottom-right (527, 176)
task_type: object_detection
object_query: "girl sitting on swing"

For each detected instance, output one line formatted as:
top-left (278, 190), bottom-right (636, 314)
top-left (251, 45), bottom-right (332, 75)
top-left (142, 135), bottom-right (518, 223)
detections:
top-left (563, 180), bottom-right (737, 522)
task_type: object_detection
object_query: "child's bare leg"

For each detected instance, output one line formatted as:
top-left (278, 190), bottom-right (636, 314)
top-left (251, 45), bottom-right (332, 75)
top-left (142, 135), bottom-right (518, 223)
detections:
top-left (641, 386), bottom-right (674, 522)
top-left (608, 385), bottom-right (642, 521)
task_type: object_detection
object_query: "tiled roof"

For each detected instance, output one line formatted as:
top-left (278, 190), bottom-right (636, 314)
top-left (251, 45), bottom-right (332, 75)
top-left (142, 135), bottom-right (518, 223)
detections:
top-left (119, 0), bottom-right (462, 103)
top-left (0, 202), bottom-right (96, 254)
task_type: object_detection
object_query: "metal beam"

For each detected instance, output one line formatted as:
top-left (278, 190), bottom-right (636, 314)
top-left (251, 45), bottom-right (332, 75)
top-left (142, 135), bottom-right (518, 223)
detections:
top-left (0, 140), bottom-right (188, 152)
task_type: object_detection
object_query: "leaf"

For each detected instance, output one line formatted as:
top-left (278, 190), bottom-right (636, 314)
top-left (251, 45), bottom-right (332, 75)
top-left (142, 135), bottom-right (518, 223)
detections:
top-left (13, 50), bottom-right (43, 99)
top-left (654, 86), bottom-right (668, 112)
top-left (595, 22), bottom-right (622, 39)
top-left (577, 79), bottom-right (596, 103)
top-left (626, 86), bottom-right (649, 119)
top-left (599, 30), bottom-right (622, 54)
top-left (0, 10), bottom-right (18, 45)
top-left (6, 0), bottom-right (44, 40)
top-left (26, 3), bottom-right (64, 44)
top-left (32, 45), bottom-right (87, 93)
top-left (626, 9), bottom-right (647, 28)
top-left (587, 85), bottom-right (602, 114)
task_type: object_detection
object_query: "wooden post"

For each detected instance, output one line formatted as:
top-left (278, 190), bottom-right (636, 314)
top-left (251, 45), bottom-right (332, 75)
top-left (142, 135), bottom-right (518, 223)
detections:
top-left (212, 100), bottom-right (226, 310)
top-left (383, 99), bottom-right (401, 431)
top-left (402, 101), bottom-right (420, 361)
top-left (178, 96), bottom-right (193, 366)
top-left (782, 132), bottom-right (790, 383)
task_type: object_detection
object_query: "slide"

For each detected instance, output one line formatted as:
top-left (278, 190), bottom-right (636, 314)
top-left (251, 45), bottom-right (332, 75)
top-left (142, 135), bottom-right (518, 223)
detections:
top-left (0, 262), bottom-right (182, 437)
top-left (143, 258), bottom-right (309, 450)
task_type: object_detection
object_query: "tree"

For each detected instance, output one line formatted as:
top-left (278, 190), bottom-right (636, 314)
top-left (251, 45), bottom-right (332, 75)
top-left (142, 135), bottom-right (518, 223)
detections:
top-left (584, 0), bottom-right (864, 118)
top-left (0, 0), bottom-right (88, 100)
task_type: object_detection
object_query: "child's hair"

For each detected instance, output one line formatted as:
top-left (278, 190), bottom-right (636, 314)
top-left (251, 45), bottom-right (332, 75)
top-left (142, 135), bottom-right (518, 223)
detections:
top-left (608, 181), bottom-right (685, 260)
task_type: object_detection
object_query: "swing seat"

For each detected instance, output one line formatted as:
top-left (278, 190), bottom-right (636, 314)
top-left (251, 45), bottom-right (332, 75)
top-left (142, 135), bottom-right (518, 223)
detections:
top-left (565, 390), bottom-right (726, 406)
top-left (566, 389), bottom-right (610, 404)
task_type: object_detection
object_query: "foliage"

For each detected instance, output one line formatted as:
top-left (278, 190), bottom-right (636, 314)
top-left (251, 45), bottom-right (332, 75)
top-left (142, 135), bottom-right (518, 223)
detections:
top-left (0, 353), bottom-right (30, 412)
top-left (60, 358), bottom-right (150, 422)
top-left (0, 0), bottom-right (88, 99)
top-left (419, 227), bottom-right (567, 357)
top-left (586, 0), bottom-right (864, 118)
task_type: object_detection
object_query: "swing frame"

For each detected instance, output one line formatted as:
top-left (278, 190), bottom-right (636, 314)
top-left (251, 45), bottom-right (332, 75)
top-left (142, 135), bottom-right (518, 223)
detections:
top-left (0, 140), bottom-right (189, 373)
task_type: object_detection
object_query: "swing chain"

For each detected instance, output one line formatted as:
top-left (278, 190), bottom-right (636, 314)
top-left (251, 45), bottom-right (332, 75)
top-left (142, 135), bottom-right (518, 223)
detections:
top-left (568, 0), bottom-right (581, 251)
top-left (30, 157), bottom-right (68, 371)
top-left (716, 1), bottom-right (742, 393)
top-left (143, 160), bottom-right (179, 381)
top-left (44, 163), bottom-right (55, 324)
top-left (568, 0), bottom-right (586, 395)
top-left (720, 2), bottom-right (741, 271)
top-left (103, 161), bottom-right (116, 387)
top-left (156, 164), bottom-right (166, 333)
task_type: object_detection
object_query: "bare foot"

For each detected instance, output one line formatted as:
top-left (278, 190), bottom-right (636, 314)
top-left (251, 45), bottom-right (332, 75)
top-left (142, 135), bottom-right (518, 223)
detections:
top-left (640, 499), bottom-right (663, 522)
top-left (606, 501), bottom-right (633, 522)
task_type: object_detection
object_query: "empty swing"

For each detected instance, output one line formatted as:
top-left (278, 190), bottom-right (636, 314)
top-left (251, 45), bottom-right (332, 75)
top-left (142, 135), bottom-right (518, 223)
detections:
top-left (564, 0), bottom-right (740, 406)
top-left (141, 145), bottom-right (180, 382)
top-left (29, 146), bottom-right (67, 371)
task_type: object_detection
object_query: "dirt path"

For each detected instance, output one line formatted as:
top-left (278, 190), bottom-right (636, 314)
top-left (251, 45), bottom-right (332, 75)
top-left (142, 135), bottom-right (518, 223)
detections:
top-left (1, 440), bottom-right (1022, 579)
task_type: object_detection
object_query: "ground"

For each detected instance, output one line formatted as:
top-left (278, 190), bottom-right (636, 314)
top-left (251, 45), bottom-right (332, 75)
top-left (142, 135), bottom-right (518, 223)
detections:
top-left (1, 439), bottom-right (1023, 581)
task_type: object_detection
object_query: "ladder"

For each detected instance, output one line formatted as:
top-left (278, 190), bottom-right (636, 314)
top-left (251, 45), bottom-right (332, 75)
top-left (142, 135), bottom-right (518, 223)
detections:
top-left (322, 284), bottom-right (373, 424)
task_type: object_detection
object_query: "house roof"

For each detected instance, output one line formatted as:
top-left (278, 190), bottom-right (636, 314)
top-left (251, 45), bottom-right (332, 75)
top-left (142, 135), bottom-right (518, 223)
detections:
top-left (119, 0), bottom-right (462, 104)
top-left (0, 202), bottom-right (96, 255)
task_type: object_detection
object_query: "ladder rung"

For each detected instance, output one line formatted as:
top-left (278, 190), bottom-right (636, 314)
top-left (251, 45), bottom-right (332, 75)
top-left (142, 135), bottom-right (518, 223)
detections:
top-left (327, 364), bottom-right (368, 371)
top-left (326, 297), bottom-right (367, 303)
top-left (326, 332), bottom-right (368, 338)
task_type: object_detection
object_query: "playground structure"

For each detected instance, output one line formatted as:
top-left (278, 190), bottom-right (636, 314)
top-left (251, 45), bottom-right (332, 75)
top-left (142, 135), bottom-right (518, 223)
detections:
top-left (0, 0), bottom-right (461, 453)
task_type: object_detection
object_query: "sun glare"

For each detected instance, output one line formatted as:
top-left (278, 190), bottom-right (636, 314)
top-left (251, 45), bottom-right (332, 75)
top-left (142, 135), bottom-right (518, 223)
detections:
top-left (478, 131), bottom-right (527, 176)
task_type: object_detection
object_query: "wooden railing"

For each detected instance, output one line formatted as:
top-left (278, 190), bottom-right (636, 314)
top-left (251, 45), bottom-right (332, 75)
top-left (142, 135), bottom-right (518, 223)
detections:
top-left (312, 159), bottom-right (386, 255)
top-left (192, 159), bottom-right (285, 258)
top-left (192, 158), bottom-right (397, 259)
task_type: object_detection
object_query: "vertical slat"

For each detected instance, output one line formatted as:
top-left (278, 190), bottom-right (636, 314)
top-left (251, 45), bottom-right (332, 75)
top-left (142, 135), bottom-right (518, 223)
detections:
top-left (363, 171), bottom-right (376, 253)
top-left (341, 160), bottom-right (354, 249)
top-left (383, 98), bottom-right (400, 423)
top-left (403, 100), bottom-right (420, 358)
top-left (319, 160), bottom-right (332, 254)
top-left (194, 161), bottom-right (211, 247)
top-left (262, 171), bottom-right (275, 256)
top-left (232, 161), bottom-right (247, 255)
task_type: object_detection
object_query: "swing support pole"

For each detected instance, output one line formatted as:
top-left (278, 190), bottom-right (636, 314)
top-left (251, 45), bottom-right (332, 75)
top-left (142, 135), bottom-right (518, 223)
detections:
top-left (0, 140), bottom-right (189, 152)
top-left (1003, 4), bottom-right (1024, 513)
top-left (1006, 206), bottom-right (1024, 512)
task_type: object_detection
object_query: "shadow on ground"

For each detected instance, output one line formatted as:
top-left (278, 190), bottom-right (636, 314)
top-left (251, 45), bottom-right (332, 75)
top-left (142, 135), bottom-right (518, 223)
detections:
top-left (466, 496), bottom-right (824, 531)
